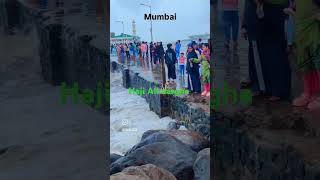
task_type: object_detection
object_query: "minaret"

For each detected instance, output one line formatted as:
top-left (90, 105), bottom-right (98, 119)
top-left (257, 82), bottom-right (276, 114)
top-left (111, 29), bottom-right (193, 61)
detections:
top-left (132, 20), bottom-right (136, 37)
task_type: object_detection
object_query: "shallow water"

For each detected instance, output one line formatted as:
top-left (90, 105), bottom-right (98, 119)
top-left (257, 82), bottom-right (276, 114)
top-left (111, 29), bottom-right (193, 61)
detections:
top-left (110, 73), bottom-right (175, 155)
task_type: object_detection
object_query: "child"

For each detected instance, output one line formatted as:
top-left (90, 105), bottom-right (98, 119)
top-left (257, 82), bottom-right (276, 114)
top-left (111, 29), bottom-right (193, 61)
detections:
top-left (200, 43), bottom-right (211, 97)
top-left (179, 52), bottom-right (186, 76)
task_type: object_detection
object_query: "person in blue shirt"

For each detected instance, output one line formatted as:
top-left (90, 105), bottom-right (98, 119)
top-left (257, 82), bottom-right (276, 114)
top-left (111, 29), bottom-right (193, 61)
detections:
top-left (175, 40), bottom-right (181, 59)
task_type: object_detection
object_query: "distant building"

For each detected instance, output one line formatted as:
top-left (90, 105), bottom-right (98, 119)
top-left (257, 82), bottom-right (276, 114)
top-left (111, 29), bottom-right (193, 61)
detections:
top-left (110, 33), bottom-right (141, 44)
top-left (189, 33), bottom-right (210, 41)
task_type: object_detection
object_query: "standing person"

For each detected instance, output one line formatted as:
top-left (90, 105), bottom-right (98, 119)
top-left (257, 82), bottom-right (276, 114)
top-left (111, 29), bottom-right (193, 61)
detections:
top-left (284, 0), bottom-right (296, 52)
top-left (240, 0), bottom-right (264, 96)
top-left (179, 52), bottom-right (186, 76)
top-left (256, 0), bottom-right (291, 101)
top-left (175, 40), bottom-right (181, 59)
top-left (150, 42), bottom-right (153, 63)
top-left (116, 44), bottom-right (120, 58)
top-left (157, 42), bottom-right (165, 59)
top-left (201, 43), bottom-right (211, 97)
top-left (155, 42), bottom-right (160, 65)
top-left (198, 38), bottom-right (203, 48)
top-left (146, 42), bottom-right (149, 59)
top-left (134, 42), bottom-right (139, 60)
top-left (137, 43), bottom-right (142, 60)
top-left (125, 44), bottom-right (130, 61)
top-left (222, 0), bottom-right (240, 50)
top-left (129, 43), bottom-right (135, 61)
top-left (165, 44), bottom-right (177, 83)
top-left (186, 43), bottom-right (202, 93)
top-left (292, 0), bottom-right (320, 110)
top-left (158, 42), bottom-right (166, 86)
top-left (152, 43), bottom-right (157, 64)
top-left (110, 44), bottom-right (113, 54)
top-left (133, 43), bottom-right (137, 61)
top-left (141, 42), bottom-right (147, 60)
top-left (120, 44), bottom-right (125, 63)
top-left (208, 38), bottom-right (212, 54)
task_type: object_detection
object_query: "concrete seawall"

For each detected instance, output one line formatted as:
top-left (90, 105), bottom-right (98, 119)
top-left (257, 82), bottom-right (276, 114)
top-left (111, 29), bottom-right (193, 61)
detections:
top-left (0, 0), bottom-right (108, 113)
top-left (111, 61), bottom-right (211, 140)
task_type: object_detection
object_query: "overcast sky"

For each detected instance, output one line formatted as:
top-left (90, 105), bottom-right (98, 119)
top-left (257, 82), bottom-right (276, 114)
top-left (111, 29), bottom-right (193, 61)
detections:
top-left (110, 0), bottom-right (210, 42)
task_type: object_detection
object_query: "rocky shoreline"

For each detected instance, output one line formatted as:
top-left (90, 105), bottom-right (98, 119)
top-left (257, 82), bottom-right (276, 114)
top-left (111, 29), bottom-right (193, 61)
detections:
top-left (110, 123), bottom-right (210, 180)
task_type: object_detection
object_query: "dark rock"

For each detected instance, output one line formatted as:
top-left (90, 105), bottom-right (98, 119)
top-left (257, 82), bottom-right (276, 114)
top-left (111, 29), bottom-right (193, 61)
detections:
top-left (110, 164), bottom-right (177, 180)
top-left (110, 153), bottom-right (122, 164)
top-left (167, 121), bottom-right (180, 130)
top-left (111, 132), bottom-right (197, 180)
top-left (141, 129), bottom-right (161, 140)
top-left (193, 148), bottom-right (210, 180)
top-left (141, 130), bottom-right (209, 152)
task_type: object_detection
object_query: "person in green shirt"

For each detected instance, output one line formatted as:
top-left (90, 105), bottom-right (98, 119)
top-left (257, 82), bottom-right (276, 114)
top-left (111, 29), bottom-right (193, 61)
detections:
top-left (292, 0), bottom-right (320, 110)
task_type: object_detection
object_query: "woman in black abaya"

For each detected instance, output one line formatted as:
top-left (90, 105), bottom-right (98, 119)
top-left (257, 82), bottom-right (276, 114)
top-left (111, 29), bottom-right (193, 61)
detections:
top-left (256, 0), bottom-right (291, 100)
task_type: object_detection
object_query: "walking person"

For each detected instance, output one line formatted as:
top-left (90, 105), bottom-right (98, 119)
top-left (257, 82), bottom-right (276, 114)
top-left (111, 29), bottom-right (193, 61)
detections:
top-left (222, 0), bottom-right (240, 50)
top-left (165, 44), bottom-right (177, 83)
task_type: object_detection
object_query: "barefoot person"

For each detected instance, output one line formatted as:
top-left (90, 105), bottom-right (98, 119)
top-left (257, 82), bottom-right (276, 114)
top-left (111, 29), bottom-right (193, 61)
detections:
top-left (292, 0), bottom-right (320, 110)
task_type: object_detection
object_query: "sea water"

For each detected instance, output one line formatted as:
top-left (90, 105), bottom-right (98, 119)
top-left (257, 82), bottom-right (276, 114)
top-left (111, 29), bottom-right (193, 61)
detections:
top-left (110, 73), bottom-right (175, 155)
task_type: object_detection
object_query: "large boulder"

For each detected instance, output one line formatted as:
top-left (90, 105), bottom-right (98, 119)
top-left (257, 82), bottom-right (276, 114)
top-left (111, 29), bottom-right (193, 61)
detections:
top-left (110, 164), bottom-right (177, 180)
top-left (193, 148), bottom-right (210, 180)
top-left (110, 154), bottom-right (122, 164)
top-left (111, 132), bottom-right (197, 180)
top-left (141, 130), bottom-right (209, 152)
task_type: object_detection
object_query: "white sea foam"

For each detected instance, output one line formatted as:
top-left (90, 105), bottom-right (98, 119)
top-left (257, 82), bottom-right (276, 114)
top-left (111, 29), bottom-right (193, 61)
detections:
top-left (110, 73), bottom-right (175, 156)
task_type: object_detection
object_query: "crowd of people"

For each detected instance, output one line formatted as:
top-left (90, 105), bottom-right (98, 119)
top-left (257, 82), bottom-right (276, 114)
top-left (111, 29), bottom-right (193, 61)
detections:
top-left (111, 39), bottom-right (211, 97)
top-left (221, 0), bottom-right (320, 110)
